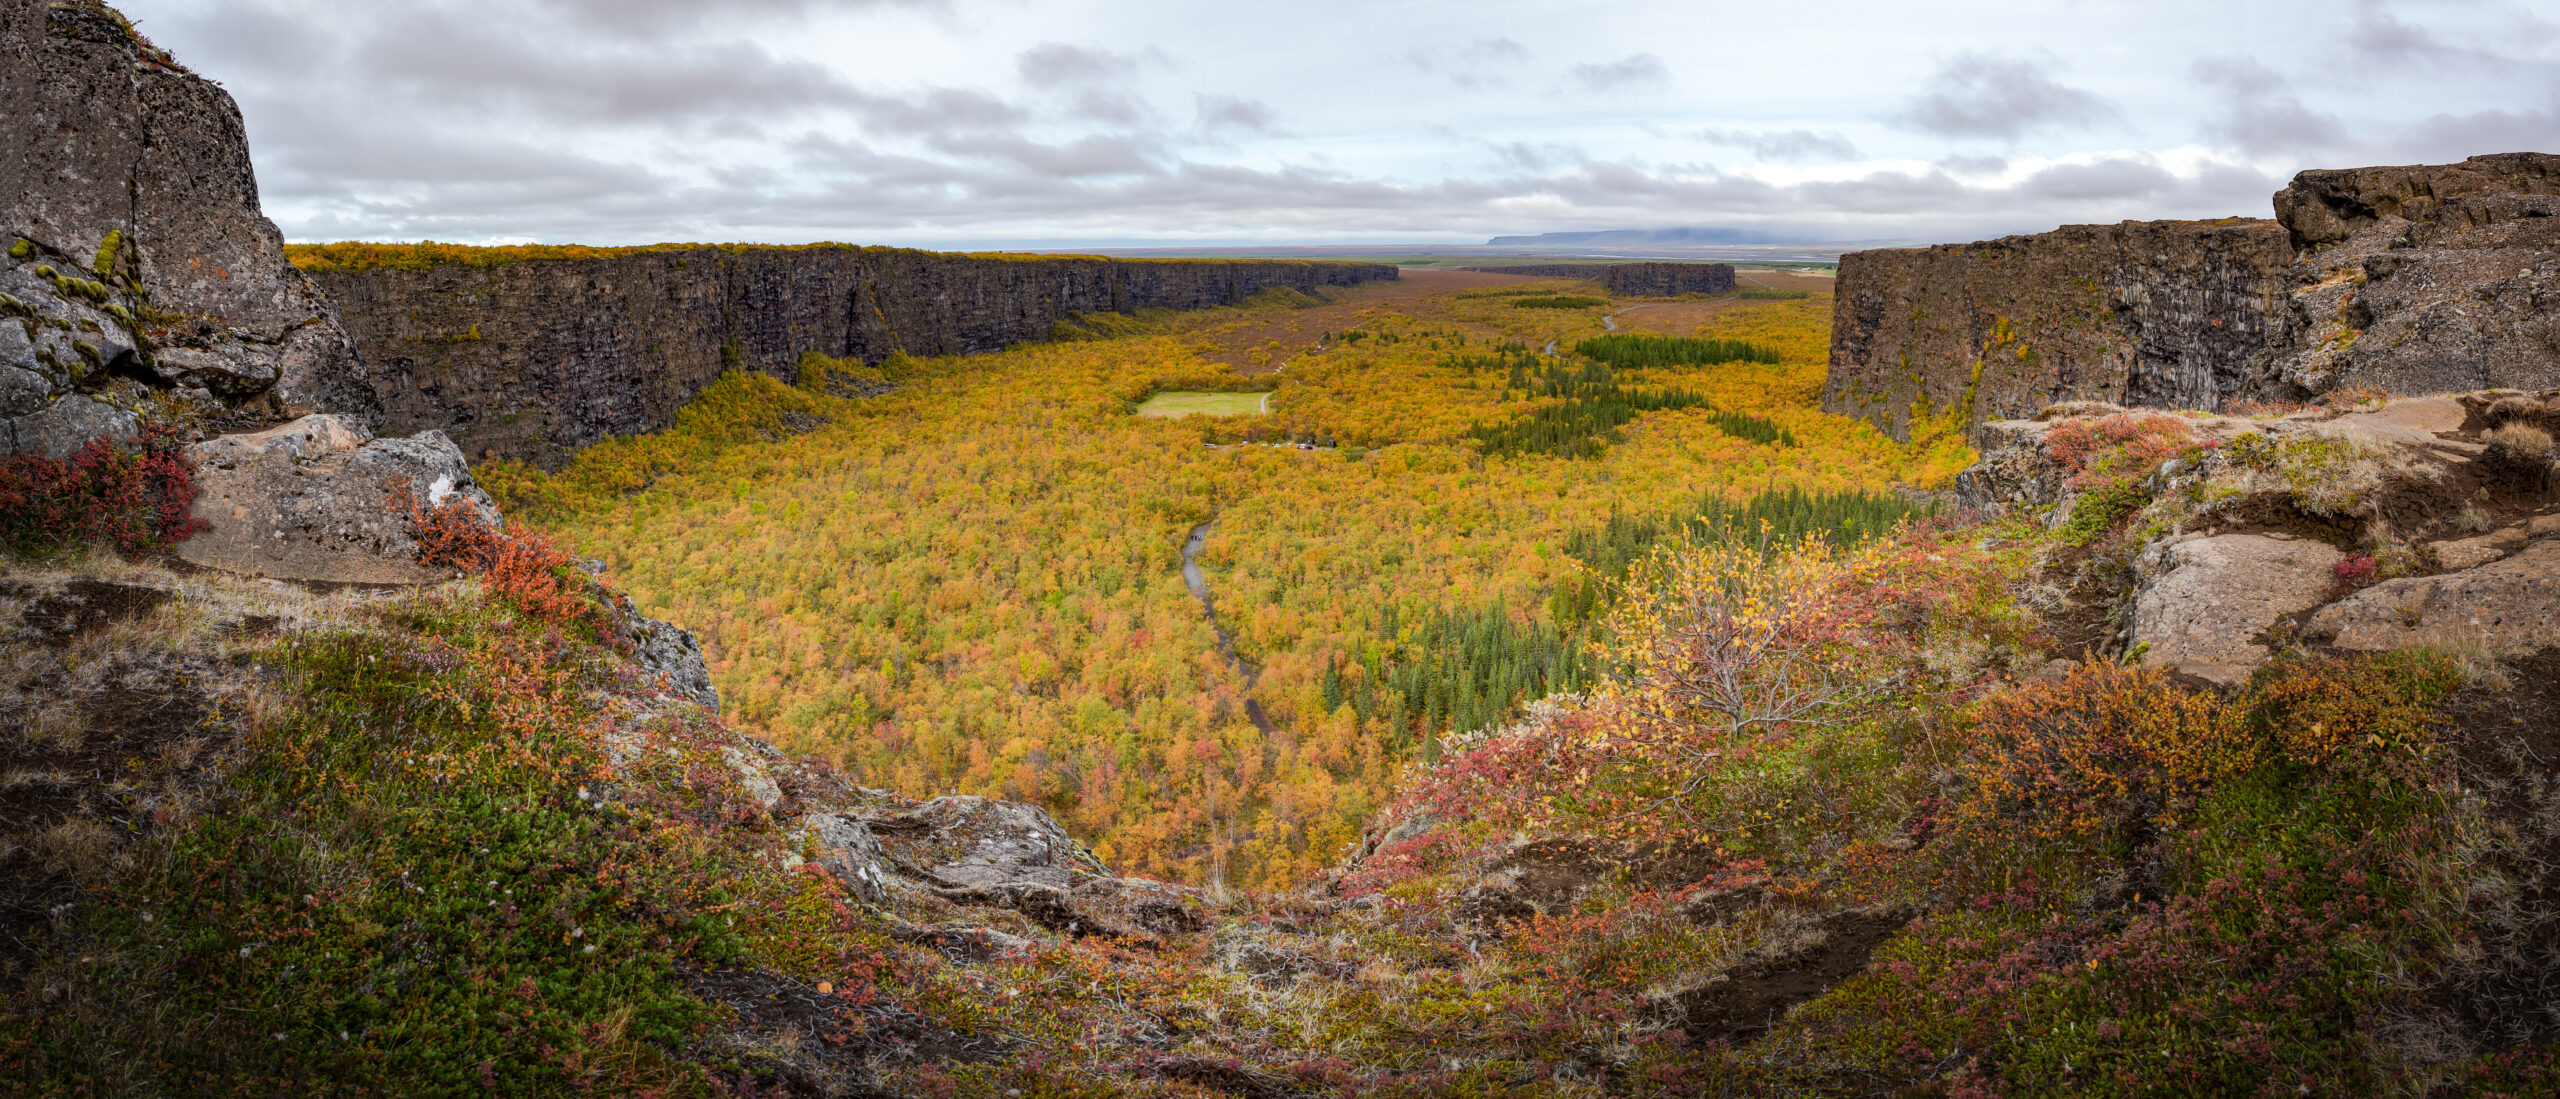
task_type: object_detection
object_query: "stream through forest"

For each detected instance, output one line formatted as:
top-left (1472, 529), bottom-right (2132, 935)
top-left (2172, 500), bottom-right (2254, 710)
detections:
top-left (1181, 522), bottom-right (1277, 735)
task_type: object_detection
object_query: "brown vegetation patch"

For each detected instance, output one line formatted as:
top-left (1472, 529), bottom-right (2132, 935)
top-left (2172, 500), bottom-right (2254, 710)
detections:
top-left (1491, 838), bottom-right (1728, 911)
top-left (1148, 1054), bottom-right (1299, 1099)
top-left (683, 964), bottom-right (984, 1096)
top-left (2432, 649), bottom-right (2560, 1048)
top-left (1671, 907), bottom-right (1915, 1042)
top-left (19, 579), bottom-right (170, 646)
top-left (0, 657), bottom-right (223, 987)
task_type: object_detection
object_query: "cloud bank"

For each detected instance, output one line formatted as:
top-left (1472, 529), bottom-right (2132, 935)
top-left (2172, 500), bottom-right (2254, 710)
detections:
top-left (114, 0), bottom-right (2560, 247)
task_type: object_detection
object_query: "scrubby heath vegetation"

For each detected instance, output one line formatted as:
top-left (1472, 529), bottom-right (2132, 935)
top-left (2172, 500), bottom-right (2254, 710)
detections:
top-left (8, 422), bottom-right (2556, 1095)
top-left (6, 284), bottom-right (2558, 1096)
top-left (481, 288), bottom-right (1943, 891)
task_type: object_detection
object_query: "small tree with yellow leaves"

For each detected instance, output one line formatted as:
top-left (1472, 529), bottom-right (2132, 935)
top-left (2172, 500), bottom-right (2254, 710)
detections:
top-left (1578, 526), bottom-right (1897, 832)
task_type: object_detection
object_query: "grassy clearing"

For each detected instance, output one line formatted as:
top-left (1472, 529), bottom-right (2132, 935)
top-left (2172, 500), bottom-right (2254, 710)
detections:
top-left (1135, 391), bottom-right (1269, 418)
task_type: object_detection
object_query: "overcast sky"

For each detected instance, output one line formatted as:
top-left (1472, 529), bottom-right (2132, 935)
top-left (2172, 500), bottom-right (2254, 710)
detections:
top-left (114, 0), bottom-right (2560, 249)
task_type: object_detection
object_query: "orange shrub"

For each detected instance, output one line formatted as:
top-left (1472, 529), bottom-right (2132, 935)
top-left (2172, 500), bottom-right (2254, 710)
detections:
top-left (1955, 662), bottom-right (2245, 848)
top-left (392, 479), bottom-right (607, 632)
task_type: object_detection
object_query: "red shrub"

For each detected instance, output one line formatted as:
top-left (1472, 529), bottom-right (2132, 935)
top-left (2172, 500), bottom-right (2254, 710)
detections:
top-left (391, 479), bottom-right (606, 630)
top-left (0, 424), bottom-right (208, 557)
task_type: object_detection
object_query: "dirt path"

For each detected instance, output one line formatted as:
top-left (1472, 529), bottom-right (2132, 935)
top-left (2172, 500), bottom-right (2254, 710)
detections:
top-left (1182, 522), bottom-right (1277, 735)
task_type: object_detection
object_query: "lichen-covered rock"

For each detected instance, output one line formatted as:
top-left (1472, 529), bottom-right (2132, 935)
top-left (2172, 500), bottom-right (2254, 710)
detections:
top-left (623, 610), bottom-right (718, 713)
top-left (1, 391), bottom-right (133, 457)
top-left (880, 795), bottom-right (1110, 890)
top-left (1952, 419), bottom-right (2065, 509)
top-left (2308, 540), bottom-right (2560, 653)
top-left (2133, 533), bottom-right (2344, 685)
top-left (796, 813), bottom-right (890, 904)
top-left (862, 794), bottom-right (1207, 937)
top-left (1, 0), bottom-right (375, 457)
top-left (176, 414), bottom-right (497, 584)
top-left (1822, 219), bottom-right (2294, 442)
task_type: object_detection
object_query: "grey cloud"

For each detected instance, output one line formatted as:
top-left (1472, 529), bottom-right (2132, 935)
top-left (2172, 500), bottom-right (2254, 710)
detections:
top-left (1489, 142), bottom-right (1583, 172)
top-left (2349, 0), bottom-right (2452, 63)
top-left (2191, 57), bottom-right (2345, 155)
top-left (1016, 46), bottom-right (1159, 125)
top-left (1936, 154), bottom-right (2007, 176)
top-left (356, 16), bottom-right (859, 126)
top-left (1695, 127), bottom-right (1860, 163)
top-left (2018, 158), bottom-right (2179, 203)
top-left (845, 87), bottom-right (1029, 137)
top-left (924, 133), bottom-right (1167, 179)
top-left (2390, 104), bottom-right (2560, 164)
top-left (1569, 53), bottom-right (1670, 93)
top-left (1409, 37), bottom-right (1532, 92)
top-left (1193, 95), bottom-right (1286, 138)
top-left (113, 0), bottom-right (2333, 248)
top-left (531, 0), bottom-right (942, 36)
top-left (1017, 43), bottom-right (1143, 87)
top-left (2347, 1), bottom-right (2560, 67)
top-left (1892, 53), bottom-right (2120, 141)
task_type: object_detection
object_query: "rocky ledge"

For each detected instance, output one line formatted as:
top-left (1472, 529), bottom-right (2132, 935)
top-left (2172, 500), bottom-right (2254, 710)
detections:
top-left (2, 0), bottom-right (375, 457)
top-left (1954, 388), bottom-right (2560, 685)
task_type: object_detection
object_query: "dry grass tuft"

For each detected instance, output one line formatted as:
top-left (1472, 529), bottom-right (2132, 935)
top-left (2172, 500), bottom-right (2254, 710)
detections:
top-left (2488, 395), bottom-right (2545, 424)
top-left (2486, 422), bottom-right (2555, 464)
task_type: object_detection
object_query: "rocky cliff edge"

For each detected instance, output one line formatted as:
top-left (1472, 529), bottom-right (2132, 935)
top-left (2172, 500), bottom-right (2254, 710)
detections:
top-left (2, 0), bottom-right (375, 457)
top-left (1824, 153), bottom-right (2560, 442)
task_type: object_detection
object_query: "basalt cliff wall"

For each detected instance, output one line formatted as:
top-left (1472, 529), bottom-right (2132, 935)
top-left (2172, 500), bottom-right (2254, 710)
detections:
top-left (1467, 262), bottom-right (1737, 296)
top-left (1824, 152), bottom-right (2560, 442)
top-left (1, 0), bottom-right (373, 456)
top-left (308, 249), bottom-right (1396, 465)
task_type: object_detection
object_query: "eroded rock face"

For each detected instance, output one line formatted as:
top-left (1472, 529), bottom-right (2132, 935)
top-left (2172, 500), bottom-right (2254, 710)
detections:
top-left (1825, 155), bottom-right (2560, 442)
top-left (1822, 219), bottom-right (2294, 442)
top-left (2309, 540), bottom-right (2560, 652)
top-left (2272, 154), bottom-right (2560, 399)
top-left (0, 0), bottom-right (374, 456)
top-left (1, 391), bottom-right (133, 457)
top-left (881, 795), bottom-right (1110, 890)
top-left (2134, 533), bottom-right (2345, 685)
top-left (865, 795), bottom-right (1207, 938)
top-left (1952, 419), bottom-right (2067, 510)
top-left (311, 250), bottom-right (1396, 466)
top-left (177, 414), bottom-right (497, 584)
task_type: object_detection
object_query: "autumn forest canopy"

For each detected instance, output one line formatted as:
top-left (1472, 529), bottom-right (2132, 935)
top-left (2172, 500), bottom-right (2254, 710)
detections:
top-left (486, 276), bottom-right (1950, 890)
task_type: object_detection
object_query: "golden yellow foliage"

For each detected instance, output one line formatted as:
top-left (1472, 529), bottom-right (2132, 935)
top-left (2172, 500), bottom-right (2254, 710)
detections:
top-left (506, 290), bottom-right (1967, 888)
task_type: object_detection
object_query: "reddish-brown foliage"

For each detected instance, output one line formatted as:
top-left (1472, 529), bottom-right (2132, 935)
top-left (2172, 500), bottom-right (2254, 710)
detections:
top-left (0, 424), bottom-right (207, 557)
top-left (390, 479), bottom-right (607, 631)
top-left (2044, 413), bottom-right (2197, 490)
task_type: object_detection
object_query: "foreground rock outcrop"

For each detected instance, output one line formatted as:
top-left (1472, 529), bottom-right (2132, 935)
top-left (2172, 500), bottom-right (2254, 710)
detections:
top-left (1826, 153), bottom-right (2560, 442)
top-left (176, 414), bottom-right (497, 585)
top-left (1954, 388), bottom-right (2560, 684)
top-left (2133, 532), bottom-right (2344, 685)
top-left (304, 248), bottom-right (1397, 465)
top-left (1, 0), bottom-right (373, 457)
